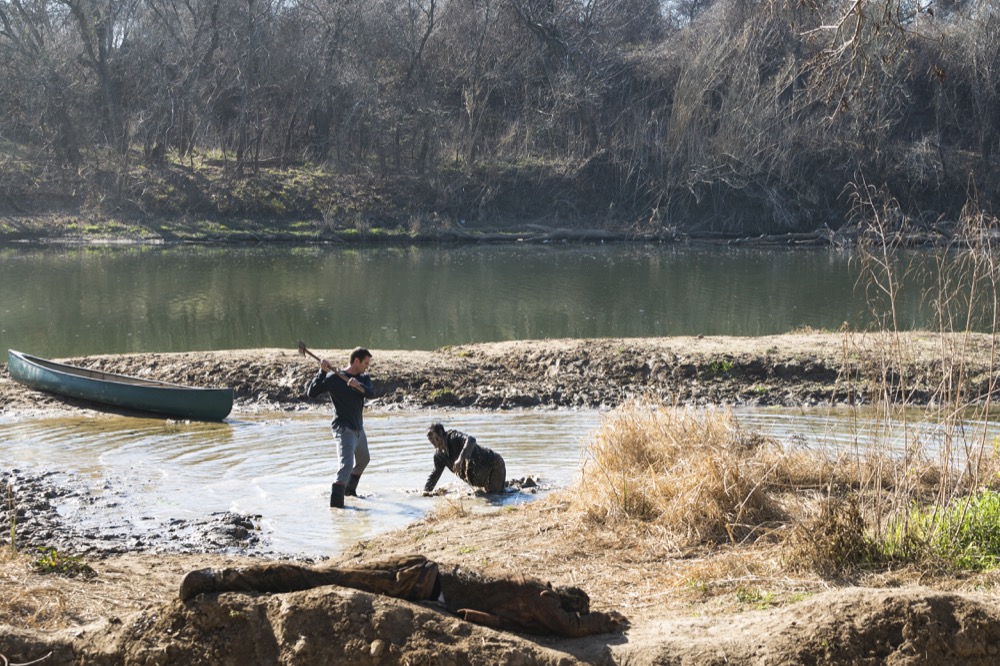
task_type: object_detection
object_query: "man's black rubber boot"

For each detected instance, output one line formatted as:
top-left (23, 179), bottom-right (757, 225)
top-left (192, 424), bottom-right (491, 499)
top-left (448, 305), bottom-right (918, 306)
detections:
top-left (345, 474), bottom-right (362, 497)
top-left (330, 483), bottom-right (346, 508)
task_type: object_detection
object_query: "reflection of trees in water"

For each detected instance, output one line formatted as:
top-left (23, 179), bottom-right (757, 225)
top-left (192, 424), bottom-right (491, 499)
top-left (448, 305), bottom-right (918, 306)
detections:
top-left (0, 245), bottom-right (950, 356)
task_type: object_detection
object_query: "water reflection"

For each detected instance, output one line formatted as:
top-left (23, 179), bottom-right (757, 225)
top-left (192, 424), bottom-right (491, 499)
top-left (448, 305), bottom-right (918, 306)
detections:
top-left (736, 406), bottom-right (1000, 461)
top-left (0, 245), bottom-right (957, 358)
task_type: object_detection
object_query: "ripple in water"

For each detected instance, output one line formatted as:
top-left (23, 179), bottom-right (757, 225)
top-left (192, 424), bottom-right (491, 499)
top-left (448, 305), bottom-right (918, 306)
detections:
top-left (1, 409), bottom-right (603, 557)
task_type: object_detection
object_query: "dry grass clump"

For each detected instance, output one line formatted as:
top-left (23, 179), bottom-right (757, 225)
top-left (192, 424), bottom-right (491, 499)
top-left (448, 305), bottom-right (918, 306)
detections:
top-left (575, 398), bottom-right (789, 546)
top-left (784, 493), bottom-right (882, 576)
top-left (0, 549), bottom-right (72, 630)
top-left (424, 497), bottom-right (474, 522)
top-left (569, 394), bottom-right (1000, 579)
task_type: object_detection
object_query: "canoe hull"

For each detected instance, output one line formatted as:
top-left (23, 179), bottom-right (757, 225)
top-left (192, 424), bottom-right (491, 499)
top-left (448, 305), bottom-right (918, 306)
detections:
top-left (7, 350), bottom-right (233, 421)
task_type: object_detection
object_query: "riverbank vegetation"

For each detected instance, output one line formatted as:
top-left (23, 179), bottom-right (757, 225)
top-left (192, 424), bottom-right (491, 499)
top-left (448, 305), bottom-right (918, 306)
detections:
top-left (576, 395), bottom-right (1000, 581)
top-left (563, 195), bottom-right (1000, 589)
top-left (1, 0), bottom-right (998, 239)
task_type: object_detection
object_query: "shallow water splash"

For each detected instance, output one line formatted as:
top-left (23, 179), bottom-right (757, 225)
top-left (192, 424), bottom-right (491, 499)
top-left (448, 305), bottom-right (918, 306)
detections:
top-left (1, 409), bottom-right (603, 558)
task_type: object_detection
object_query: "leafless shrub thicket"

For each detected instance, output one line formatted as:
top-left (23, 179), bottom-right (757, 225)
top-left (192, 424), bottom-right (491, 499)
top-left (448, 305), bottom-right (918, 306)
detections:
top-left (0, 0), bottom-right (996, 230)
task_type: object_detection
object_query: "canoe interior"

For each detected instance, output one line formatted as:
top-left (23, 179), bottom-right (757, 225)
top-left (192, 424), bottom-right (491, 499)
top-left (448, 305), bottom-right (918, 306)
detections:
top-left (18, 353), bottom-right (210, 389)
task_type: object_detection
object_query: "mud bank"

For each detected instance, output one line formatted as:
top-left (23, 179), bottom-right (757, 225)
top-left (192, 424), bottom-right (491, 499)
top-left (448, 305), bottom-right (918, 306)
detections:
top-left (3, 333), bottom-right (996, 417)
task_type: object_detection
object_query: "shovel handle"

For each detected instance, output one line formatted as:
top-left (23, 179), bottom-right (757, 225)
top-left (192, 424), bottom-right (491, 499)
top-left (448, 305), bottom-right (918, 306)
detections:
top-left (298, 341), bottom-right (365, 394)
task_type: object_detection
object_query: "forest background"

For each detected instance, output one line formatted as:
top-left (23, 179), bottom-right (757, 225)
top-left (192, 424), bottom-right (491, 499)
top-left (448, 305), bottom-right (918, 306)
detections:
top-left (0, 0), bottom-right (996, 239)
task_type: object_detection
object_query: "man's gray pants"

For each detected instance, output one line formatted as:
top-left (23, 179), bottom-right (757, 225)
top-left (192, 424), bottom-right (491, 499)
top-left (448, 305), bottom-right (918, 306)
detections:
top-left (334, 425), bottom-right (369, 485)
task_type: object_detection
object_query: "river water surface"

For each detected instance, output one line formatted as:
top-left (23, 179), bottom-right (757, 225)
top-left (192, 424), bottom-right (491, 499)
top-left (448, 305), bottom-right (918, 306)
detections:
top-left (0, 244), bottom-right (955, 358)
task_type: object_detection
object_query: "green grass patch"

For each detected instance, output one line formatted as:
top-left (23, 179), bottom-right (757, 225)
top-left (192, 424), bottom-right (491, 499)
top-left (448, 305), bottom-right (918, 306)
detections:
top-left (706, 359), bottom-right (734, 375)
top-left (735, 587), bottom-right (775, 609)
top-left (429, 388), bottom-right (457, 403)
top-left (33, 547), bottom-right (96, 578)
top-left (882, 490), bottom-right (1000, 570)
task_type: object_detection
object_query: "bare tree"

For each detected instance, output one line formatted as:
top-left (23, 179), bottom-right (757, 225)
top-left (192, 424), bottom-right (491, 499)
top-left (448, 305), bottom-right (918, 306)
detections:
top-left (131, 0), bottom-right (224, 160)
top-left (59, 0), bottom-right (141, 155)
top-left (949, 3), bottom-right (1000, 166)
top-left (0, 0), bottom-right (82, 164)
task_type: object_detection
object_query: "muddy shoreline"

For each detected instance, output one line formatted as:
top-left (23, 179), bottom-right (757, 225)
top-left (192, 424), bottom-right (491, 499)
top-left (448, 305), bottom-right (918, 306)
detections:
top-left (4, 332), bottom-right (995, 418)
top-left (4, 332), bottom-right (996, 561)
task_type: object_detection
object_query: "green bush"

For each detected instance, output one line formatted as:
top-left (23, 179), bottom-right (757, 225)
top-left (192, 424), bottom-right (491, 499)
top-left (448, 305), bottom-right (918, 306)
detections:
top-left (883, 490), bottom-right (1000, 571)
top-left (33, 547), bottom-right (96, 578)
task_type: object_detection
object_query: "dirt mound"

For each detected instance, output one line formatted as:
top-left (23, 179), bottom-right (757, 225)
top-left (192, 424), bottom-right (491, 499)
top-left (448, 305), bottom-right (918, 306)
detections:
top-left (7, 573), bottom-right (1000, 665)
top-left (765, 588), bottom-right (1000, 664)
top-left (616, 588), bottom-right (1000, 665)
top-left (111, 586), bottom-right (619, 666)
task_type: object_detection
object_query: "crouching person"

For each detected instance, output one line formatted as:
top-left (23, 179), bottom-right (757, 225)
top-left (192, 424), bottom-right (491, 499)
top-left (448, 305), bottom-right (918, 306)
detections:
top-left (424, 422), bottom-right (506, 495)
top-left (179, 555), bottom-right (628, 638)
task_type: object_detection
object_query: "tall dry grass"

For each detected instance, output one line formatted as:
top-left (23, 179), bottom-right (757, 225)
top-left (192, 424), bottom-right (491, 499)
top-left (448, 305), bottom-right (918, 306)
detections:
top-left (576, 400), bottom-right (792, 546)
top-left (569, 192), bottom-right (1000, 575)
top-left (0, 547), bottom-right (72, 630)
top-left (572, 398), bottom-right (882, 561)
top-left (832, 186), bottom-right (1000, 568)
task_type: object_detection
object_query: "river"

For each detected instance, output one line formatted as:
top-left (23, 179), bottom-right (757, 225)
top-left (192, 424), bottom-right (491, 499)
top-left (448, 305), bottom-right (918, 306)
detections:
top-left (0, 243), bottom-right (951, 358)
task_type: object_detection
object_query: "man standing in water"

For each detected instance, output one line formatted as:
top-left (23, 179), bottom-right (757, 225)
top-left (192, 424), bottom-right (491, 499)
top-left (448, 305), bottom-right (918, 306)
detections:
top-left (306, 347), bottom-right (375, 508)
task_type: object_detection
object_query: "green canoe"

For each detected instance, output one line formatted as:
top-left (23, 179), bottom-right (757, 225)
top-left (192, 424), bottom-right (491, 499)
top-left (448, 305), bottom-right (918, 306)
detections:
top-left (6, 350), bottom-right (233, 421)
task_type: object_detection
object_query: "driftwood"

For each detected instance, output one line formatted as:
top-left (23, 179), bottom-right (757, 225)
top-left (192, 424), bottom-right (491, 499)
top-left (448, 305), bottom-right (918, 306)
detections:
top-left (716, 226), bottom-right (984, 249)
top-left (728, 231), bottom-right (834, 247)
